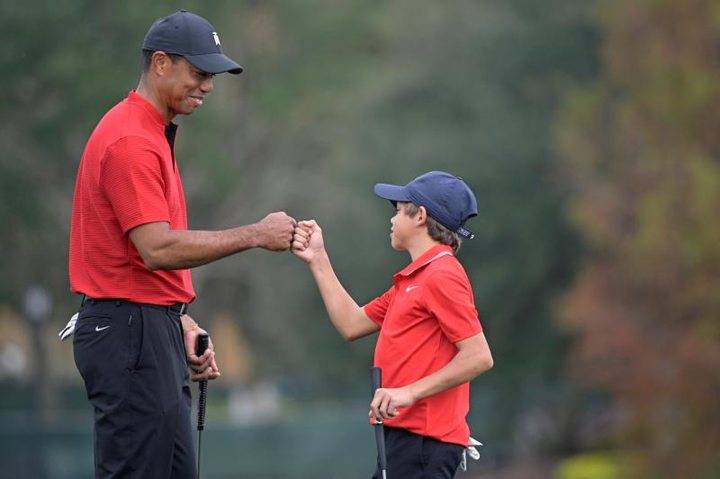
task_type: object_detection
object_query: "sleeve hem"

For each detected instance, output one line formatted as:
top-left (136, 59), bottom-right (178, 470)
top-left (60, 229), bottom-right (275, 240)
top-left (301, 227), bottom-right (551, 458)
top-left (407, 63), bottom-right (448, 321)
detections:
top-left (450, 325), bottom-right (483, 344)
top-left (363, 304), bottom-right (384, 326)
top-left (122, 217), bottom-right (171, 234)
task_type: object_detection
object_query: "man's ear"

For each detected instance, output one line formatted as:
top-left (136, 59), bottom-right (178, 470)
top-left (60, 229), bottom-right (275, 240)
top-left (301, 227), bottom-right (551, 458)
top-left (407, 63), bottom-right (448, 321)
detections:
top-left (150, 51), bottom-right (172, 76)
top-left (417, 206), bottom-right (429, 226)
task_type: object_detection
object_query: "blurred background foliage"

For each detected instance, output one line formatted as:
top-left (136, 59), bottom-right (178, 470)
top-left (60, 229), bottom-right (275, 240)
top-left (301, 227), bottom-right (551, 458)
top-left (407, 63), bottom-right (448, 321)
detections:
top-left (0, 0), bottom-right (717, 477)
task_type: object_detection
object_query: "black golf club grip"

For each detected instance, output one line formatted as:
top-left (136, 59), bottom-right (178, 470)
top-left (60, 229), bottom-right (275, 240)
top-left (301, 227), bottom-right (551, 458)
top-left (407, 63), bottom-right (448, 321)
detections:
top-left (371, 367), bottom-right (388, 476)
top-left (371, 366), bottom-right (382, 393)
top-left (196, 333), bottom-right (210, 431)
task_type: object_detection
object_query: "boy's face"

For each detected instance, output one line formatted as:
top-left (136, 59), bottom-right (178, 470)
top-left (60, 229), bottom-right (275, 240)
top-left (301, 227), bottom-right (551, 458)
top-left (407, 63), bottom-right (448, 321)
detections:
top-left (389, 202), bottom-right (420, 251)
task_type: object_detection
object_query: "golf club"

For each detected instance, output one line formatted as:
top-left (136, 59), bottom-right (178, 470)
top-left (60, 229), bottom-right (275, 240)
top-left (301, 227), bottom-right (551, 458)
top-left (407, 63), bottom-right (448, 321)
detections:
top-left (371, 367), bottom-right (388, 479)
top-left (196, 333), bottom-right (210, 479)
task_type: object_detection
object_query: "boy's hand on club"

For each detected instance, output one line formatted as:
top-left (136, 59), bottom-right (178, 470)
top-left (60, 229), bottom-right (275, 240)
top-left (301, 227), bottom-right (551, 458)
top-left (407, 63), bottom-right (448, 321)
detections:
top-left (368, 386), bottom-right (416, 424)
top-left (182, 314), bottom-right (221, 382)
top-left (292, 219), bottom-right (325, 264)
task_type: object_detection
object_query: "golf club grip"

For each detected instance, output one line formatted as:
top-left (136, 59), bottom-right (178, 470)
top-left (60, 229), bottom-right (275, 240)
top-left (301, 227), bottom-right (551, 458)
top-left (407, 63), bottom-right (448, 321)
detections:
top-left (371, 367), bottom-right (388, 474)
top-left (196, 333), bottom-right (210, 431)
top-left (371, 366), bottom-right (382, 392)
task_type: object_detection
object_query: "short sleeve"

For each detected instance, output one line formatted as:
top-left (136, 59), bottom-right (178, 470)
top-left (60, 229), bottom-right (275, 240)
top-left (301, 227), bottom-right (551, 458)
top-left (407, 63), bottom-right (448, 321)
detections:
top-left (423, 269), bottom-right (482, 343)
top-left (363, 285), bottom-right (396, 326)
top-left (100, 137), bottom-right (170, 233)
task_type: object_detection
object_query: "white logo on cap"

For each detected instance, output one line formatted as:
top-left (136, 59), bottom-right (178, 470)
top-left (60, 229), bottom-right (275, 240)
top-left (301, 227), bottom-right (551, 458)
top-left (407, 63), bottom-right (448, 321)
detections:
top-left (212, 32), bottom-right (221, 46)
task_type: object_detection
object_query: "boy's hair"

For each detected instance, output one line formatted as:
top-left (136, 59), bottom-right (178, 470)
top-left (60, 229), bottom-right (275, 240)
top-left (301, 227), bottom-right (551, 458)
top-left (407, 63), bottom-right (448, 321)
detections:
top-left (402, 203), bottom-right (462, 252)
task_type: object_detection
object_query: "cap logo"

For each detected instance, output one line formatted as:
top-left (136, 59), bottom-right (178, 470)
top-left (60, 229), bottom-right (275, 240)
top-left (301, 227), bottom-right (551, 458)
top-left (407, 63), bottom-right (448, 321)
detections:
top-left (457, 226), bottom-right (474, 239)
top-left (212, 32), bottom-right (221, 46)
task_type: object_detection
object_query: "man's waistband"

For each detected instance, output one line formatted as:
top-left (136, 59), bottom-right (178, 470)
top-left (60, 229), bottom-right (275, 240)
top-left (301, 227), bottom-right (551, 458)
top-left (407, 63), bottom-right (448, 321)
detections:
top-left (80, 295), bottom-right (188, 315)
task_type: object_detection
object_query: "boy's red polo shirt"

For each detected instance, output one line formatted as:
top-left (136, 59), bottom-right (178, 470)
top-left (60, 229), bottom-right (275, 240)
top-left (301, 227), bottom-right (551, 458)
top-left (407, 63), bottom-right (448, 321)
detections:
top-left (69, 91), bottom-right (195, 305)
top-left (364, 244), bottom-right (482, 446)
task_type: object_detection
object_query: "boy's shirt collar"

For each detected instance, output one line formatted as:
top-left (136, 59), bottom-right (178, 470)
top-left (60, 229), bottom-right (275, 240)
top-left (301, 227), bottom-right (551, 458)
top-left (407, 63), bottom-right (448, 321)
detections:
top-left (394, 244), bottom-right (454, 279)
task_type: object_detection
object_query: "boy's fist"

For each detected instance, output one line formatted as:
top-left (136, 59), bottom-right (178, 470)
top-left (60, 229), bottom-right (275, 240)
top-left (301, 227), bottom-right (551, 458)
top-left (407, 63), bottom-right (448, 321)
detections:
top-left (292, 220), bottom-right (325, 263)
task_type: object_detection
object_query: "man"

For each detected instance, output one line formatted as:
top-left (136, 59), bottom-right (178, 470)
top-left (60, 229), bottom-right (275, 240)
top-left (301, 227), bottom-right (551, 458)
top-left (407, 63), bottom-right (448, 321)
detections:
top-left (292, 171), bottom-right (493, 478)
top-left (68, 10), bottom-right (295, 478)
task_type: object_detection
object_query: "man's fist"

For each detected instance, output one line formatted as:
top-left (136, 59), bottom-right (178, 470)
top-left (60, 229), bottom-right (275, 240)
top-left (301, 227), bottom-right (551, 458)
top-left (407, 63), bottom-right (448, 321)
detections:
top-left (255, 212), bottom-right (297, 251)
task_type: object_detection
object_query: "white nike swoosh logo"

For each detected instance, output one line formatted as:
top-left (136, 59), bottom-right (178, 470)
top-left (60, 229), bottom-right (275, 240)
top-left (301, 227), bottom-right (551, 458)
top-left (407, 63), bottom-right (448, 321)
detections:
top-left (95, 325), bottom-right (110, 332)
top-left (405, 285), bottom-right (419, 293)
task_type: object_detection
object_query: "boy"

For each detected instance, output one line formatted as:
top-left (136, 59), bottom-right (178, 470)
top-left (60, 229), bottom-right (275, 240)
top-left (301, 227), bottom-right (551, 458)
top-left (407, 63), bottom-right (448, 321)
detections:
top-left (292, 171), bottom-right (493, 478)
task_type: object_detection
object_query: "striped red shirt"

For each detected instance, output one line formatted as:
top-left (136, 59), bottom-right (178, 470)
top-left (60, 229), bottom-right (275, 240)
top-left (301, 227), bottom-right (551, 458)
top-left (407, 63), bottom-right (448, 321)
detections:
top-left (69, 91), bottom-right (195, 305)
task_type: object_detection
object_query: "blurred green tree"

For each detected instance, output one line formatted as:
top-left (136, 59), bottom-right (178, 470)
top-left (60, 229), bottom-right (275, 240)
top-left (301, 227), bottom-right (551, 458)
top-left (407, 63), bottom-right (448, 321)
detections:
top-left (558, 0), bottom-right (720, 477)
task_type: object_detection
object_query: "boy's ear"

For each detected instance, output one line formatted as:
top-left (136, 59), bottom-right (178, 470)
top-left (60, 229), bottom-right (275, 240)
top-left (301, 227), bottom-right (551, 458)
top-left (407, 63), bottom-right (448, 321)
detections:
top-left (417, 206), bottom-right (429, 226)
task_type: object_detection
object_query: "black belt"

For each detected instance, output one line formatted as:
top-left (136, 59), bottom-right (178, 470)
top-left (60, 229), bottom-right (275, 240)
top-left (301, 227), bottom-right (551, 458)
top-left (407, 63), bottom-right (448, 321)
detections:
top-left (81, 295), bottom-right (188, 315)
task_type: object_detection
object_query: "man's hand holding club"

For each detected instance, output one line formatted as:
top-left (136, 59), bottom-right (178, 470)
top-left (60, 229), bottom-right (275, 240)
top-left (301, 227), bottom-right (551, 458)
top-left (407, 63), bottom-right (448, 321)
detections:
top-left (181, 314), bottom-right (220, 382)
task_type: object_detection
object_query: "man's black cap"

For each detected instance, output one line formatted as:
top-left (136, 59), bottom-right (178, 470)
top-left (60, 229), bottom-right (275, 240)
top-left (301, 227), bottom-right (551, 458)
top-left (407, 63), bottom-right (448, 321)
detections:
top-left (143, 10), bottom-right (243, 75)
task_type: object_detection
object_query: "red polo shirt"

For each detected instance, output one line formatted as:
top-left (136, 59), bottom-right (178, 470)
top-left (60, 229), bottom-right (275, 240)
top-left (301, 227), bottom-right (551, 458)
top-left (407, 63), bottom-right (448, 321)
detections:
top-left (69, 91), bottom-right (195, 305)
top-left (364, 244), bottom-right (482, 446)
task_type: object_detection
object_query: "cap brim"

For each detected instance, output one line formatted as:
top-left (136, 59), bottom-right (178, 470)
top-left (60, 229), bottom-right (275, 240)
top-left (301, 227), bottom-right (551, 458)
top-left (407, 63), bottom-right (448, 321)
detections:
top-left (374, 183), bottom-right (411, 202)
top-left (185, 52), bottom-right (243, 74)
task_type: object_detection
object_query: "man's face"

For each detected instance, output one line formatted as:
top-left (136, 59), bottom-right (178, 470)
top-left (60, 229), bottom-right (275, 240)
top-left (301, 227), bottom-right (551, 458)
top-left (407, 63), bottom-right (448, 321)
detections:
top-left (157, 55), bottom-right (214, 117)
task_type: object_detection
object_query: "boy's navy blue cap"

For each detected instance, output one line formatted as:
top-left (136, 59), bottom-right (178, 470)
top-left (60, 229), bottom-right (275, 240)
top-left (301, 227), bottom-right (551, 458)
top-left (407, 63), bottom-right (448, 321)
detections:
top-left (374, 171), bottom-right (478, 239)
top-left (142, 10), bottom-right (243, 75)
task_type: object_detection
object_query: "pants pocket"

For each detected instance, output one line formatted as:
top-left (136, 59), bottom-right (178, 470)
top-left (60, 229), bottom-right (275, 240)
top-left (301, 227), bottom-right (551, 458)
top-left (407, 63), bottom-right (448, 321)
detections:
top-left (72, 306), bottom-right (136, 401)
top-left (422, 439), bottom-right (464, 479)
top-left (127, 311), bottom-right (144, 371)
top-left (72, 312), bottom-right (115, 385)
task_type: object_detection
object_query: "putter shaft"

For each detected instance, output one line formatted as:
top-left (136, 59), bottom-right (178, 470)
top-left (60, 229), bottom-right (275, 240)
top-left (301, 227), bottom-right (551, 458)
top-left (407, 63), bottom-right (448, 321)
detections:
top-left (196, 334), bottom-right (210, 478)
top-left (371, 367), bottom-right (388, 478)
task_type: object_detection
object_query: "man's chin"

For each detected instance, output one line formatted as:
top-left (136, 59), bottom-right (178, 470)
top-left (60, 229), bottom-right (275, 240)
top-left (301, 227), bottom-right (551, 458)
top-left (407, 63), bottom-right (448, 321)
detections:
top-left (171, 103), bottom-right (199, 116)
top-left (183, 103), bottom-right (200, 113)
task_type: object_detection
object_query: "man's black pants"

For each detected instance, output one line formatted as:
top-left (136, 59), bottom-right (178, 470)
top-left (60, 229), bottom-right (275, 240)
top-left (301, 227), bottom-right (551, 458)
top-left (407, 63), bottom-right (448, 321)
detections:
top-left (372, 427), bottom-right (465, 479)
top-left (73, 299), bottom-right (195, 478)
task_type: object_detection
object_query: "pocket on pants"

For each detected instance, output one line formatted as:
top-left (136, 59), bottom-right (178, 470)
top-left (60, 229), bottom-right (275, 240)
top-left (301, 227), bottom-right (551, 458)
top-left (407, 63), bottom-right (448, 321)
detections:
top-left (422, 438), bottom-right (465, 478)
top-left (73, 308), bottom-right (133, 400)
top-left (73, 312), bottom-right (115, 383)
top-left (127, 312), bottom-right (144, 371)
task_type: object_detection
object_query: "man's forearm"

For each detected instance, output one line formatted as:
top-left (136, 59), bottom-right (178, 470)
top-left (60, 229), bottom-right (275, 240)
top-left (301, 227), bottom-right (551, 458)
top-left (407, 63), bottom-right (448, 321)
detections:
top-left (146, 224), bottom-right (261, 270)
top-left (132, 212), bottom-right (295, 270)
top-left (308, 252), bottom-right (365, 340)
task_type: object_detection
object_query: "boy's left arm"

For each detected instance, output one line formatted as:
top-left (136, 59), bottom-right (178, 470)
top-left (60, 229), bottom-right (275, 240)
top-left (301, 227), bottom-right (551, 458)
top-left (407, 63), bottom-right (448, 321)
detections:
top-left (369, 331), bottom-right (493, 422)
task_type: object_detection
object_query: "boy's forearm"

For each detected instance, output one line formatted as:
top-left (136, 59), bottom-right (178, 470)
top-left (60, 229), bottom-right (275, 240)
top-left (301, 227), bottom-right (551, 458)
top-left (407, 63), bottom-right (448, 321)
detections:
top-left (308, 252), bottom-right (364, 340)
top-left (407, 341), bottom-right (493, 401)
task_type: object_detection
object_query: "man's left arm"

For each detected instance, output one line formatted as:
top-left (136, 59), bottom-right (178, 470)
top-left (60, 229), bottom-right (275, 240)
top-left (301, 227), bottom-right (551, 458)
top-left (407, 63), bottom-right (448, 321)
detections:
top-left (369, 333), bottom-right (493, 421)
